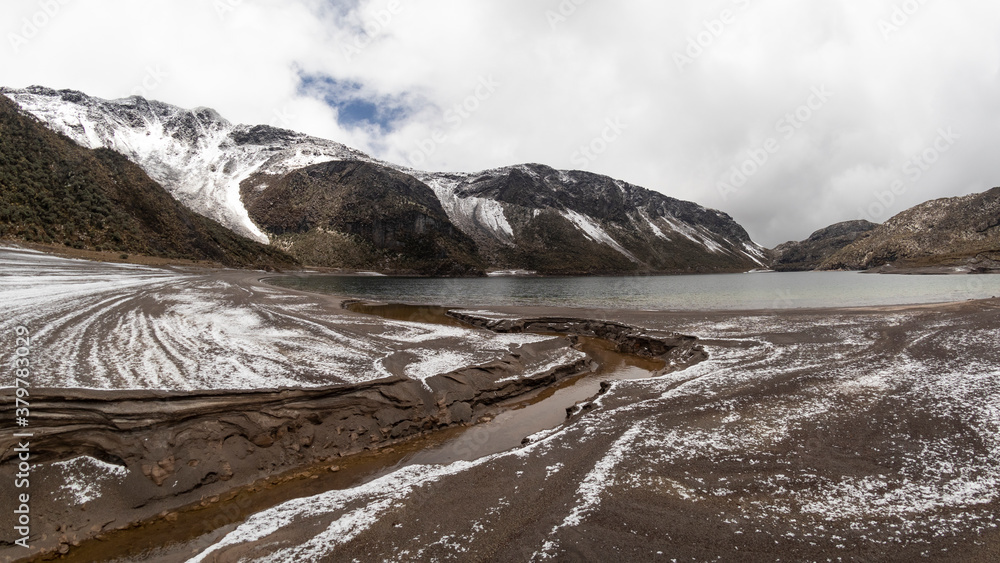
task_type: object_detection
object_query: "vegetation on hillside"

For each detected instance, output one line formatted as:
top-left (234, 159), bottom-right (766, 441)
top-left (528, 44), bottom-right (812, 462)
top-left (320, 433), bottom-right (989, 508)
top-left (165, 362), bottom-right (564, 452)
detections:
top-left (243, 161), bottom-right (484, 275)
top-left (0, 96), bottom-right (296, 269)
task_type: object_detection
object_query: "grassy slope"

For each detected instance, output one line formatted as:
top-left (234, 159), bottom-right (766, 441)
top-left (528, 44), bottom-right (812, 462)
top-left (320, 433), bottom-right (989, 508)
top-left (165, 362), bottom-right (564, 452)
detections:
top-left (0, 96), bottom-right (297, 270)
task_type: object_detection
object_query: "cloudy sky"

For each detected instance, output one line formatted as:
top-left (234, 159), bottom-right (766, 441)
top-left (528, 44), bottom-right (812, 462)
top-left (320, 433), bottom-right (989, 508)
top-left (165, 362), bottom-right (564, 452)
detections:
top-left (3, 0), bottom-right (999, 246)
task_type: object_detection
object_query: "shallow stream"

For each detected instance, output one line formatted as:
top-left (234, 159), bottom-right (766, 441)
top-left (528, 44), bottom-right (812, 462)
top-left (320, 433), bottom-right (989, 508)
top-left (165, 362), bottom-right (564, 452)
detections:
top-left (80, 302), bottom-right (662, 563)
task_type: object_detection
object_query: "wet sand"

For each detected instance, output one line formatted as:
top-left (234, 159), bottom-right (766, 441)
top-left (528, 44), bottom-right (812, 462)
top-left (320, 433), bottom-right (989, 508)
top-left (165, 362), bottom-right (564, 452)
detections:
top-left (2, 246), bottom-right (999, 562)
top-left (0, 246), bottom-right (700, 561)
top-left (189, 299), bottom-right (1000, 562)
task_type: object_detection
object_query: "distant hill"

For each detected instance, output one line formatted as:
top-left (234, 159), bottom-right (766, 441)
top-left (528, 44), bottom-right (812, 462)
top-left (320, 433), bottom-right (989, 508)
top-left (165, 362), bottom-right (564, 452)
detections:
top-left (820, 188), bottom-right (1000, 272)
top-left (771, 220), bottom-right (878, 271)
top-left (0, 95), bottom-right (296, 269)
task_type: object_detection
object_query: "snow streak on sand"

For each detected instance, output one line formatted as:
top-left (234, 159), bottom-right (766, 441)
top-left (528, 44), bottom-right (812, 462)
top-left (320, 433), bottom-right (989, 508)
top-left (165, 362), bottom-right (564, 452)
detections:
top-left (53, 456), bottom-right (128, 505)
top-left (534, 423), bottom-right (648, 559)
top-left (494, 348), bottom-right (588, 384)
top-left (0, 247), bottom-right (553, 391)
top-left (191, 303), bottom-right (1000, 561)
top-left (187, 460), bottom-right (488, 563)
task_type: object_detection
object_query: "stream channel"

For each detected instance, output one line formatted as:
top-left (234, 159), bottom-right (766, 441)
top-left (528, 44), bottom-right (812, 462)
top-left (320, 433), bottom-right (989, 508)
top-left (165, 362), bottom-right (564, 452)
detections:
top-left (65, 302), bottom-right (665, 563)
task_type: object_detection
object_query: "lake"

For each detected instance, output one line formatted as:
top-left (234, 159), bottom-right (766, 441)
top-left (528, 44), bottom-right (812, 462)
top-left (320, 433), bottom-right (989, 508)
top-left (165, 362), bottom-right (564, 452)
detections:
top-left (269, 271), bottom-right (1000, 310)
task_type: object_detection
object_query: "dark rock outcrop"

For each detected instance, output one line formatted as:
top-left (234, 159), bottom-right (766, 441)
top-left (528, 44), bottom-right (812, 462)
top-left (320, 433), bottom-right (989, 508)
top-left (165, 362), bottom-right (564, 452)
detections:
top-left (771, 220), bottom-right (878, 271)
top-left (448, 312), bottom-right (708, 370)
top-left (242, 160), bottom-right (484, 275)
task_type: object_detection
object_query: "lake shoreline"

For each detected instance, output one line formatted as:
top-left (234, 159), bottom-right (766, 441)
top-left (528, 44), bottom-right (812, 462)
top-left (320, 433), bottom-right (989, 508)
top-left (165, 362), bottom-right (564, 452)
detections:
top-left (187, 294), bottom-right (1000, 562)
top-left (3, 248), bottom-right (999, 561)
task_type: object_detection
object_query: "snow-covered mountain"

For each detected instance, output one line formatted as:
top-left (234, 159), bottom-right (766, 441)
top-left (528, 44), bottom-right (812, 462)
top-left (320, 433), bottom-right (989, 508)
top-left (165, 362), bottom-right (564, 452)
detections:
top-left (413, 166), bottom-right (769, 271)
top-left (3, 86), bottom-right (373, 242)
top-left (3, 86), bottom-right (768, 273)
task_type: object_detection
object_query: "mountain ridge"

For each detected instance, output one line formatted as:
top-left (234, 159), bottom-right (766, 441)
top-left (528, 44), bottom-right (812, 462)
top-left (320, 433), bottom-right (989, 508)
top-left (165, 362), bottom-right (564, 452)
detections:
top-left (771, 220), bottom-right (879, 272)
top-left (2, 85), bottom-right (769, 274)
top-left (0, 95), bottom-right (296, 269)
top-left (819, 188), bottom-right (1000, 272)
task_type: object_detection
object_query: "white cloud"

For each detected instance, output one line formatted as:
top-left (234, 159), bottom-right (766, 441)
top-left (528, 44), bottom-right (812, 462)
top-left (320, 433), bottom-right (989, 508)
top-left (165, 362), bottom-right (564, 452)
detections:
top-left (3, 0), bottom-right (999, 246)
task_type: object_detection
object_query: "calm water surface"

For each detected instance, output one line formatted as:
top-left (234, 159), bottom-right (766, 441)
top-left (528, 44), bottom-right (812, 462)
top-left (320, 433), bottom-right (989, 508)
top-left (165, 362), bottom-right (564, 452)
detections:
top-left (270, 271), bottom-right (1000, 310)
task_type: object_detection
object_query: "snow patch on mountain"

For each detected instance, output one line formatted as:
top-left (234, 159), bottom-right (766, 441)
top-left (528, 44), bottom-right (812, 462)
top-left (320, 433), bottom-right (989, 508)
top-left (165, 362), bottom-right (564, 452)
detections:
top-left (422, 175), bottom-right (515, 242)
top-left (639, 211), bottom-right (671, 241)
top-left (742, 242), bottom-right (769, 267)
top-left (661, 215), bottom-right (725, 252)
top-left (560, 209), bottom-right (638, 262)
top-left (3, 87), bottom-right (373, 243)
top-left (4, 87), bottom-right (771, 272)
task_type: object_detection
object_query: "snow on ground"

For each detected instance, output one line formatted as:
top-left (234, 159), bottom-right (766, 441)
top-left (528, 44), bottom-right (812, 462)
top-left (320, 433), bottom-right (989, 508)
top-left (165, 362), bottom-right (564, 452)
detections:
top-left (404, 349), bottom-right (478, 387)
top-left (494, 348), bottom-right (589, 384)
top-left (451, 309), bottom-right (522, 320)
top-left (189, 302), bottom-right (1000, 561)
top-left (53, 456), bottom-right (128, 505)
top-left (597, 312), bottom-right (1000, 553)
top-left (187, 460), bottom-right (488, 563)
top-left (0, 247), bottom-right (554, 390)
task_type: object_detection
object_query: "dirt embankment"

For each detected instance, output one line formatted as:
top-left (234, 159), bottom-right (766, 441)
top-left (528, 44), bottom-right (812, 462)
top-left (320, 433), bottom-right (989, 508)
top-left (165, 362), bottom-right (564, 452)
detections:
top-left (447, 312), bottom-right (708, 371)
top-left (0, 313), bottom-right (705, 561)
top-left (183, 299), bottom-right (1000, 563)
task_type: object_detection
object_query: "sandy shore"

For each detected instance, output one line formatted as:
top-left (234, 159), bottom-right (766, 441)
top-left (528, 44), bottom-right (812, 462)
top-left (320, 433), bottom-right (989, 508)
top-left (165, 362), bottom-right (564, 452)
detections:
top-left (0, 247), bottom-right (698, 561)
top-left (2, 246), bottom-right (999, 562)
top-left (187, 299), bottom-right (1000, 562)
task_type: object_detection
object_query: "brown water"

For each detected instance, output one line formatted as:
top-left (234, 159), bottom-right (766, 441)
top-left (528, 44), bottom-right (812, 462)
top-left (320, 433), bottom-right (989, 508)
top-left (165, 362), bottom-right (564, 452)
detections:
top-left (404, 335), bottom-right (662, 465)
top-left (70, 302), bottom-right (661, 563)
top-left (343, 301), bottom-right (664, 463)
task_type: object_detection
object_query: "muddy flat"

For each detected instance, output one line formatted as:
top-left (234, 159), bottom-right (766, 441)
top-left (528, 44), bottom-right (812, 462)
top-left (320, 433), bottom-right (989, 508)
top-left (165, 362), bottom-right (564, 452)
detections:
top-left (2, 245), bottom-right (998, 562)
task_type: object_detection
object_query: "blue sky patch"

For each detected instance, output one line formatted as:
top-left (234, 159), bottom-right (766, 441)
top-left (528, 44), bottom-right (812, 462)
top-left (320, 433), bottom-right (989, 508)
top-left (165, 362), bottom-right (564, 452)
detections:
top-left (299, 74), bottom-right (413, 131)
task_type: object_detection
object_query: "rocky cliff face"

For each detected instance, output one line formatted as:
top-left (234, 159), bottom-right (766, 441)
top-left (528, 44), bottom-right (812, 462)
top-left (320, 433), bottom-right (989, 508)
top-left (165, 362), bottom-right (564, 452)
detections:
top-left (3, 86), bottom-right (768, 274)
top-left (417, 165), bottom-right (768, 274)
top-left (771, 220), bottom-right (878, 271)
top-left (0, 96), bottom-right (296, 269)
top-left (2, 86), bottom-right (371, 243)
top-left (820, 188), bottom-right (1000, 271)
top-left (243, 161), bottom-right (484, 276)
